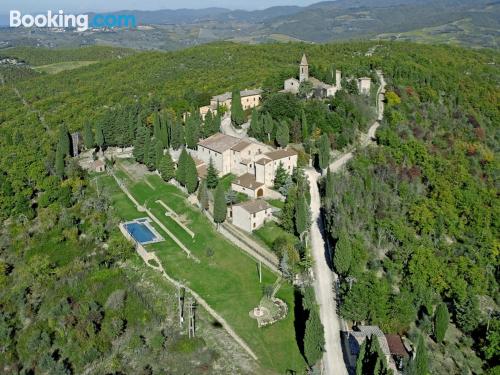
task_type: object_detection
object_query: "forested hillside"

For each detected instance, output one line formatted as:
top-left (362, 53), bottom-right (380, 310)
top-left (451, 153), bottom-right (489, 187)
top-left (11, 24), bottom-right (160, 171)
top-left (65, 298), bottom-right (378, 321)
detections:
top-left (0, 41), bottom-right (498, 373)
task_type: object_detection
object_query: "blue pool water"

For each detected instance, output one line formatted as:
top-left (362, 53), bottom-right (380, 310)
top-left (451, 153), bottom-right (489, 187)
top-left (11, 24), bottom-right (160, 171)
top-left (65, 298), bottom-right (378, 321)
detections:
top-left (124, 222), bottom-right (157, 244)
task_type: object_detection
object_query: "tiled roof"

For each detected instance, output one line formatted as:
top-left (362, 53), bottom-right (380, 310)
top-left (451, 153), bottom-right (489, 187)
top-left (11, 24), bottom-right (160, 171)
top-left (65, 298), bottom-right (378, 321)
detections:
top-left (231, 140), bottom-right (251, 152)
top-left (211, 92), bottom-right (232, 102)
top-left (198, 133), bottom-right (241, 153)
top-left (255, 157), bottom-right (272, 165)
top-left (232, 173), bottom-right (264, 190)
top-left (264, 148), bottom-right (297, 161)
top-left (240, 89), bottom-right (262, 97)
top-left (234, 199), bottom-right (270, 214)
top-left (385, 334), bottom-right (409, 357)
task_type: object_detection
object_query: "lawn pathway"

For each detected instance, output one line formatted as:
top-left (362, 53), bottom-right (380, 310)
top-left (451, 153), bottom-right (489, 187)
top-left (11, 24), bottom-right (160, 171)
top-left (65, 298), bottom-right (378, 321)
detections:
top-left (133, 234), bottom-right (259, 361)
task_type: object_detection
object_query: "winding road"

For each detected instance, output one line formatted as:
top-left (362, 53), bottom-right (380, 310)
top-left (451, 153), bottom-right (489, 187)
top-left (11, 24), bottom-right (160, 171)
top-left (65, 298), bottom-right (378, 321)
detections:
top-left (307, 71), bottom-right (386, 375)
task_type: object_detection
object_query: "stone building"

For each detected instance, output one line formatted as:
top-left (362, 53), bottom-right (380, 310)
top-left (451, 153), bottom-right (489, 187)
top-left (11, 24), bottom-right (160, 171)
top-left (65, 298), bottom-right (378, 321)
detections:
top-left (357, 77), bottom-right (372, 95)
top-left (198, 89), bottom-right (262, 120)
top-left (195, 132), bottom-right (298, 198)
top-left (231, 199), bottom-right (272, 232)
top-left (282, 54), bottom-right (341, 98)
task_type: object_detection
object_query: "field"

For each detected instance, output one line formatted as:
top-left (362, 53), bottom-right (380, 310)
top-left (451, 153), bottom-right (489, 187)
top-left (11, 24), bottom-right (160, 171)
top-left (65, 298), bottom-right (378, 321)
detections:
top-left (254, 221), bottom-right (297, 250)
top-left (33, 61), bottom-right (98, 74)
top-left (98, 161), bottom-right (306, 373)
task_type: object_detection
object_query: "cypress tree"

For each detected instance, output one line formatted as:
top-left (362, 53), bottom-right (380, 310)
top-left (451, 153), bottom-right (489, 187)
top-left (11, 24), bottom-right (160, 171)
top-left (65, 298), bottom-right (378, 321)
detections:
top-left (295, 194), bottom-right (310, 237)
top-left (230, 89), bottom-right (245, 127)
top-left (304, 308), bottom-right (325, 367)
top-left (185, 152), bottom-right (199, 194)
top-left (133, 125), bottom-right (149, 163)
top-left (153, 112), bottom-right (161, 140)
top-left (248, 109), bottom-right (262, 140)
top-left (58, 124), bottom-right (71, 156)
top-left (185, 113), bottom-right (200, 149)
top-left (206, 158), bottom-right (219, 189)
top-left (434, 303), bottom-right (449, 343)
top-left (212, 113), bottom-right (221, 134)
top-left (83, 121), bottom-right (94, 149)
top-left (158, 152), bottom-right (175, 182)
top-left (125, 111), bottom-right (137, 146)
top-left (171, 120), bottom-right (185, 150)
top-left (276, 121), bottom-right (290, 148)
top-left (176, 148), bottom-right (188, 186)
top-left (412, 335), bottom-right (429, 375)
top-left (264, 113), bottom-right (274, 143)
top-left (333, 230), bottom-right (352, 276)
top-left (213, 182), bottom-right (227, 225)
top-left (144, 133), bottom-right (155, 170)
top-left (318, 134), bottom-right (330, 171)
top-left (95, 122), bottom-right (105, 152)
top-left (154, 139), bottom-right (164, 169)
top-left (325, 167), bottom-right (334, 202)
top-left (281, 186), bottom-right (297, 233)
top-left (197, 179), bottom-right (209, 210)
top-left (159, 112), bottom-right (169, 148)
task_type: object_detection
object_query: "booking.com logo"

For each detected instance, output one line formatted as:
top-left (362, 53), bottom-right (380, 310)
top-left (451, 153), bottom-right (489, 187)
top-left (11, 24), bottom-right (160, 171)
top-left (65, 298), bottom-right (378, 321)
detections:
top-left (9, 10), bottom-right (136, 32)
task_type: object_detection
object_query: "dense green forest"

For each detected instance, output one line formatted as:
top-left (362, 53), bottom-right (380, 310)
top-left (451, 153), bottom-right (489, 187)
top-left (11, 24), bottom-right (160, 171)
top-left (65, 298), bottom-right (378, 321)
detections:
top-left (0, 41), bottom-right (498, 373)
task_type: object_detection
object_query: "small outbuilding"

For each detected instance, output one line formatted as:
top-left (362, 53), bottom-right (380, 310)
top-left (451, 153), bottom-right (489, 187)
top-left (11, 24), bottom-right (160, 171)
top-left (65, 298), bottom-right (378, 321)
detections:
top-left (91, 160), bottom-right (106, 173)
top-left (231, 199), bottom-right (272, 232)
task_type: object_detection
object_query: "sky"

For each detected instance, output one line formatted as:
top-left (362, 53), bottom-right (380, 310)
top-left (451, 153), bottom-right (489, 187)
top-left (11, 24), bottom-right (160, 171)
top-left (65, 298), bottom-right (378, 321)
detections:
top-left (0, 0), bottom-right (318, 13)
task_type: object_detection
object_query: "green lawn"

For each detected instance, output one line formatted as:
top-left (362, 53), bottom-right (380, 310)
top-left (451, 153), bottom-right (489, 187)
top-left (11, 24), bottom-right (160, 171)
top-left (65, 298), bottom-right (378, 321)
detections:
top-left (33, 60), bottom-right (98, 74)
top-left (266, 199), bottom-right (285, 209)
top-left (254, 221), bottom-right (297, 250)
top-left (102, 166), bottom-right (306, 373)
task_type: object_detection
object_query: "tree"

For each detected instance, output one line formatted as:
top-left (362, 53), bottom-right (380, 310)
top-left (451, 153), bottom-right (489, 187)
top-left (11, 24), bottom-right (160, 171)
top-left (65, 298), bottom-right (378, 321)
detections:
top-left (133, 125), bottom-right (149, 163)
top-left (154, 139), bottom-right (164, 169)
top-left (281, 186), bottom-right (297, 233)
top-left (206, 158), bottom-right (219, 189)
top-left (185, 153), bottom-right (199, 194)
top-left (434, 303), bottom-right (449, 343)
top-left (58, 124), bottom-right (71, 156)
top-left (304, 307), bottom-right (324, 367)
top-left (83, 121), bottom-right (94, 149)
top-left (295, 194), bottom-right (310, 238)
top-left (333, 230), bottom-right (352, 277)
top-left (356, 334), bottom-right (391, 375)
top-left (197, 180), bottom-right (209, 210)
top-left (144, 133), bottom-right (155, 171)
top-left (231, 89), bottom-right (245, 127)
top-left (248, 109), bottom-right (263, 140)
top-left (274, 162), bottom-right (288, 190)
top-left (263, 113), bottom-right (274, 143)
top-left (170, 119), bottom-right (184, 150)
top-left (158, 152), bottom-right (175, 182)
top-left (153, 112), bottom-right (161, 140)
top-left (298, 80), bottom-right (313, 98)
top-left (324, 167), bottom-right (334, 203)
top-left (213, 182), bottom-right (227, 225)
top-left (176, 148), bottom-right (188, 186)
top-left (159, 112), bottom-right (169, 148)
top-left (185, 113), bottom-right (200, 149)
top-left (95, 122), bottom-right (104, 152)
top-left (318, 133), bottom-right (330, 171)
top-left (275, 121), bottom-right (289, 148)
top-left (411, 335), bottom-right (428, 375)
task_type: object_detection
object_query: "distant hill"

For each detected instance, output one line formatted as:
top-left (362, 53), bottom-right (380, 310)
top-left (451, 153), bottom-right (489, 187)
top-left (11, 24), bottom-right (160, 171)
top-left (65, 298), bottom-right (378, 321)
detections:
top-left (0, 0), bottom-right (497, 49)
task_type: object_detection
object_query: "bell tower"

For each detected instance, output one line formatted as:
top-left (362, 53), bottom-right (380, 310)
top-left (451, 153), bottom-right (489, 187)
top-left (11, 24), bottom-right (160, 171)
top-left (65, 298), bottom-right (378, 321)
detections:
top-left (299, 53), bottom-right (309, 82)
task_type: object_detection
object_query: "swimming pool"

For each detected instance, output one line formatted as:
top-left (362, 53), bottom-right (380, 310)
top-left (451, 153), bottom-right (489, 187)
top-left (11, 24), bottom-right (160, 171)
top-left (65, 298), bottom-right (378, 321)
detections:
top-left (123, 219), bottom-right (163, 245)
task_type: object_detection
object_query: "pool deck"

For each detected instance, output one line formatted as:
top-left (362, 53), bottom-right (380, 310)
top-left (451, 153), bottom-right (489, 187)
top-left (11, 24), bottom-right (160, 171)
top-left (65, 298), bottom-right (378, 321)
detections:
top-left (122, 218), bottom-right (164, 245)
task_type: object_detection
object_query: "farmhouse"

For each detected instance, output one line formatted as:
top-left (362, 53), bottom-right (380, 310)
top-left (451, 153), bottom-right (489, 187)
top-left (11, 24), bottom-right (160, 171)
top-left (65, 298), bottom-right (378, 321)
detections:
top-left (199, 88), bottom-right (263, 120)
top-left (231, 199), bottom-right (272, 232)
top-left (196, 132), bottom-right (298, 198)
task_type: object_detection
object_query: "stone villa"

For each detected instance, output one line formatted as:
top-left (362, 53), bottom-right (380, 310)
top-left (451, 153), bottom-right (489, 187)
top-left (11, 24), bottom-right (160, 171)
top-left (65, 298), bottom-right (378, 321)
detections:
top-left (282, 54), bottom-right (371, 98)
top-left (230, 199), bottom-right (273, 232)
top-left (199, 89), bottom-right (262, 120)
top-left (195, 132), bottom-right (298, 198)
